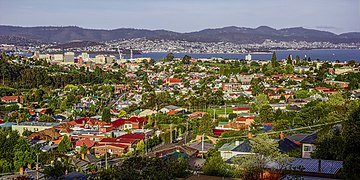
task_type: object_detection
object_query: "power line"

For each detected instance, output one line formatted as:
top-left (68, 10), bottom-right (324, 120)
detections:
top-left (217, 121), bottom-right (342, 140)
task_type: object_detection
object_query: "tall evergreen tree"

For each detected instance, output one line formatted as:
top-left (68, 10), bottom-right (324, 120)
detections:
top-left (58, 135), bottom-right (72, 153)
top-left (295, 55), bottom-right (301, 65)
top-left (286, 54), bottom-right (292, 65)
top-left (271, 52), bottom-right (278, 67)
top-left (102, 107), bottom-right (111, 123)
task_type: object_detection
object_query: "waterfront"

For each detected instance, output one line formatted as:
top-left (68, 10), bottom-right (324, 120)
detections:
top-left (10, 49), bottom-right (360, 62)
top-left (134, 49), bottom-right (360, 61)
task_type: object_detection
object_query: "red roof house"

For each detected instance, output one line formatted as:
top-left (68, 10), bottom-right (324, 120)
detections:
top-left (1, 96), bottom-right (23, 104)
top-left (75, 139), bottom-right (96, 148)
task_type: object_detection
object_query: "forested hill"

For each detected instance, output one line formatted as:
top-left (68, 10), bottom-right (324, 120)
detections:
top-left (0, 25), bottom-right (359, 44)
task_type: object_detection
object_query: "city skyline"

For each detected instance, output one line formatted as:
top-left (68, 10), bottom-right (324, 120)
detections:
top-left (0, 0), bottom-right (359, 34)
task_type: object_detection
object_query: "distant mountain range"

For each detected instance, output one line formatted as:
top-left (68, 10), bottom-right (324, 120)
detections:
top-left (0, 25), bottom-right (359, 45)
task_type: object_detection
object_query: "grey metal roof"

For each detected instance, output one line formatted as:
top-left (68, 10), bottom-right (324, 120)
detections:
top-left (288, 158), bottom-right (343, 175)
top-left (189, 142), bottom-right (214, 152)
top-left (300, 133), bottom-right (318, 144)
top-left (286, 134), bottom-right (310, 142)
top-left (232, 140), bottom-right (252, 153)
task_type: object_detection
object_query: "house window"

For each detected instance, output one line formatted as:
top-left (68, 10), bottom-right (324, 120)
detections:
top-left (304, 145), bottom-right (312, 152)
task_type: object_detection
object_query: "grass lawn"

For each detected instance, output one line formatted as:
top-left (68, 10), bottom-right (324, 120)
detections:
top-left (192, 107), bottom-right (234, 115)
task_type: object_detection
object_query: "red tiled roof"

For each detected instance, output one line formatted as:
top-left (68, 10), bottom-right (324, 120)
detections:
top-left (96, 143), bottom-right (129, 149)
top-left (167, 110), bottom-right (176, 115)
top-left (100, 137), bottom-right (138, 144)
top-left (100, 138), bottom-right (119, 143)
top-left (233, 107), bottom-right (250, 111)
top-left (236, 117), bottom-right (247, 121)
top-left (74, 117), bottom-right (98, 124)
top-left (117, 133), bottom-right (145, 140)
top-left (28, 108), bottom-right (36, 116)
top-left (163, 78), bottom-right (181, 83)
top-left (75, 139), bottom-right (96, 148)
top-left (111, 118), bottom-right (126, 128)
top-left (0, 96), bottom-right (23, 103)
top-left (213, 129), bottom-right (228, 136)
top-left (128, 117), bottom-right (146, 123)
top-left (67, 121), bottom-right (77, 126)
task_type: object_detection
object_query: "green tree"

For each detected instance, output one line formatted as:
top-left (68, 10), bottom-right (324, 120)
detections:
top-left (102, 107), bottom-right (111, 123)
top-left (203, 149), bottom-right (233, 177)
top-left (58, 135), bottom-right (72, 153)
top-left (347, 60), bottom-right (356, 67)
top-left (342, 105), bottom-right (360, 179)
top-left (182, 55), bottom-right (191, 64)
top-left (252, 93), bottom-right (269, 113)
top-left (271, 52), bottom-right (279, 67)
top-left (234, 135), bottom-right (291, 180)
top-left (80, 143), bottom-right (88, 155)
top-left (165, 53), bottom-right (174, 61)
top-left (117, 109), bottom-right (127, 118)
top-left (228, 113), bottom-right (237, 120)
top-left (285, 64), bottom-right (294, 74)
top-left (272, 119), bottom-right (290, 131)
top-left (135, 140), bottom-right (145, 155)
top-left (286, 54), bottom-right (293, 65)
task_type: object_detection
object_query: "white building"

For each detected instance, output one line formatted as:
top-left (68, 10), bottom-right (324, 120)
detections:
top-left (245, 54), bottom-right (252, 61)
top-left (64, 52), bottom-right (75, 63)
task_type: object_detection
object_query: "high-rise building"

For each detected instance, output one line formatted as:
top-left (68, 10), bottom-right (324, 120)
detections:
top-left (64, 52), bottom-right (75, 63)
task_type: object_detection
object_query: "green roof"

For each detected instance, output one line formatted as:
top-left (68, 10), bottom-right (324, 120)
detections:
top-left (218, 142), bottom-right (238, 151)
top-left (219, 122), bottom-right (229, 126)
top-left (166, 151), bottom-right (188, 158)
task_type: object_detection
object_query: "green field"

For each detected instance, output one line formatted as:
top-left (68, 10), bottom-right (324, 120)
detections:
top-left (192, 107), bottom-right (234, 115)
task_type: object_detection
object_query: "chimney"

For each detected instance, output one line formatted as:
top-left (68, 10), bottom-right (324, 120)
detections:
top-left (247, 132), bottom-right (252, 139)
top-left (235, 141), bottom-right (240, 146)
top-left (318, 159), bottom-right (322, 172)
top-left (280, 131), bottom-right (285, 140)
top-left (19, 167), bottom-right (24, 175)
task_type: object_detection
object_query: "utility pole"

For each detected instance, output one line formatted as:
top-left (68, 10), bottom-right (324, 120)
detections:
top-left (170, 123), bottom-right (173, 143)
top-left (145, 135), bottom-right (147, 156)
top-left (201, 133), bottom-right (205, 159)
top-left (213, 109), bottom-right (216, 122)
top-left (36, 153), bottom-right (39, 180)
top-left (185, 120), bottom-right (188, 144)
top-left (225, 103), bottom-right (227, 117)
top-left (105, 143), bottom-right (108, 169)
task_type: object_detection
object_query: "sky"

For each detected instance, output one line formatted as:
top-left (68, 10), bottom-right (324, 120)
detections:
top-left (0, 0), bottom-right (359, 34)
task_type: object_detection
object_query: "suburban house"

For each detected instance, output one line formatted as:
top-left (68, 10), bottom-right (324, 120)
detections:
top-left (300, 133), bottom-right (317, 158)
top-left (188, 142), bottom-right (215, 157)
top-left (1, 95), bottom-right (24, 104)
top-left (111, 117), bottom-right (147, 130)
top-left (235, 116), bottom-right (255, 126)
top-left (163, 78), bottom-right (182, 86)
top-left (93, 143), bottom-right (128, 156)
top-left (75, 139), bottom-right (96, 150)
top-left (154, 145), bottom-right (197, 158)
top-left (159, 105), bottom-right (183, 114)
top-left (233, 107), bottom-right (251, 114)
top-left (12, 122), bottom-right (59, 135)
top-left (219, 133), bottom-right (299, 160)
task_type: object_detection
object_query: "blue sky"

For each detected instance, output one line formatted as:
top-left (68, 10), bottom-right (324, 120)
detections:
top-left (0, 0), bottom-right (359, 34)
